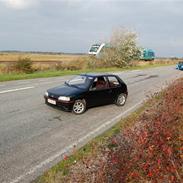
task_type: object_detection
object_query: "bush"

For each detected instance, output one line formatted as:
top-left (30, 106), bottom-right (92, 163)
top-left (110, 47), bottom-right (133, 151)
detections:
top-left (55, 62), bottom-right (65, 71)
top-left (0, 63), bottom-right (16, 73)
top-left (63, 59), bottom-right (86, 70)
top-left (0, 64), bottom-right (4, 74)
top-left (87, 56), bottom-right (108, 69)
top-left (14, 57), bottom-right (33, 73)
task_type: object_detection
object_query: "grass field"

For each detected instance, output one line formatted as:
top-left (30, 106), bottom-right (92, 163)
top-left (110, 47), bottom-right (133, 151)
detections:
top-left (0, 52), bottom-right (180, 82)
top-left (0, 52), bottom-right (87, 62)
top-left (0, 52), bottom-right (180, 63)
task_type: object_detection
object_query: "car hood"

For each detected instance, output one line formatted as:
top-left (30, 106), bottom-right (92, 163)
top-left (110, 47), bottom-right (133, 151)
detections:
top-left (47, 85), bottom-right (85, 97)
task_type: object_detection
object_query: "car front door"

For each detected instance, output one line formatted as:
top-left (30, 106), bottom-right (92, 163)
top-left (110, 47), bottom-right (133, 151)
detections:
top-left (107, 76), bottom-right (122, 101)
top-left (86, 76), bottom-right (113, 107)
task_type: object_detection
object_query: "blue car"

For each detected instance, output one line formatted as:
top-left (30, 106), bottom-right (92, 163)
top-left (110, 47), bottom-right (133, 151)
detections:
top-left (176, 61), bottom-right (183, 70)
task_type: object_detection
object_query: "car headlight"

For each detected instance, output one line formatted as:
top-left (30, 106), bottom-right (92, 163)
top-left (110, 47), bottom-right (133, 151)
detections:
top-left (45, 92), bottom-right (49, 97)
top-left (58, 96), bottom-right (70, 101)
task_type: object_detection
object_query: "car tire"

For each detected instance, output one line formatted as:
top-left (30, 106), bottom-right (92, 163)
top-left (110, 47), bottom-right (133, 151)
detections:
top-left (115, 93), bottom-right (127, 106)
top-left (72, 99), bottom-right (86, 115)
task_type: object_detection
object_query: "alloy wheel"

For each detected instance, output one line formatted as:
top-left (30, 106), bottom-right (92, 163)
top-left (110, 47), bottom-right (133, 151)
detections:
top-left (73, 100), bottom-right (85, 114)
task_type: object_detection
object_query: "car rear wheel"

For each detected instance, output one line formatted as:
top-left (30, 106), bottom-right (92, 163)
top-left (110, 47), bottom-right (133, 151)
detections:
top-left (115, 93), bottom-right (127, 106)
top-left (72, 99), bottom-right (86, 114)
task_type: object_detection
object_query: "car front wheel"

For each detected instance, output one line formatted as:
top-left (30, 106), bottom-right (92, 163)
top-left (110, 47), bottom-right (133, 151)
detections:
top-left (72, 99), bottom-right (86, 114)
top-left (115, 93), bottom-right (127, 106)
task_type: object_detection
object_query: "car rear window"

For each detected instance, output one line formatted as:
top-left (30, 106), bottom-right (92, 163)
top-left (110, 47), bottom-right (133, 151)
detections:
top-left (108, 76), bottom-right (120, 87)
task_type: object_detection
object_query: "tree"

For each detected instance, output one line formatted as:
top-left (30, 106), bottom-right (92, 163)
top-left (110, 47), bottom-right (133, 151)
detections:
top-left (101, 28), bottom-right (140, 67)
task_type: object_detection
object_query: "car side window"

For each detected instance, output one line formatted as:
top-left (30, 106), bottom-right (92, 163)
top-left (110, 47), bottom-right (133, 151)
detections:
top-left (108, 76), bottom-right (120, 87)
top-left (91, 76), bottom-right (109, 90)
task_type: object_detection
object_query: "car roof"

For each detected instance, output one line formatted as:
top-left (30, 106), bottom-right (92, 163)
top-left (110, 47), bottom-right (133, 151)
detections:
top-left (80, 73), bottom-right (117, 77)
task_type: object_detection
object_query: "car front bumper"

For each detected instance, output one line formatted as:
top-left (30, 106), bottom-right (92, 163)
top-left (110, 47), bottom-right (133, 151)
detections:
top-left (44, 96), bottom-right (74, 111)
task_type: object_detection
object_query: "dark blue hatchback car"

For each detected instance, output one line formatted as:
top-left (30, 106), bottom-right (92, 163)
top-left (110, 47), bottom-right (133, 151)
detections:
top-left (176, 61), bottom-right (183, 70)
top-left (44, 73), bottom-right (128, 114)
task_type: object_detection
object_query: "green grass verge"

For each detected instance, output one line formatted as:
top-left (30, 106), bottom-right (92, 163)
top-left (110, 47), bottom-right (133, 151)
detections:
top-left (0, 63), bottom-right (174, 82)
top-left (33, 101), bottom-right (150, 183)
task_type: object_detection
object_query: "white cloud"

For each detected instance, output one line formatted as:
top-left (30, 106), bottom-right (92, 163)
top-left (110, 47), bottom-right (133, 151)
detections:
top-left (1, 0), bottom-right (36, 9)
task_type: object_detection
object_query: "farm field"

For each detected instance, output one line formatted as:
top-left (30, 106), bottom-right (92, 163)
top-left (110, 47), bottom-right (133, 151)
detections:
top-left (0, 52), bottom-right (181, 63)
top-left (0, 52), bottom-right (87, 63)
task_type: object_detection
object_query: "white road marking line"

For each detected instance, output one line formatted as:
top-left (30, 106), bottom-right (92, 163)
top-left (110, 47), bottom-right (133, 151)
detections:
top-left (9, 100), bottom-right (143, 183)
top-left (0, 86), bottom-right (35, 94)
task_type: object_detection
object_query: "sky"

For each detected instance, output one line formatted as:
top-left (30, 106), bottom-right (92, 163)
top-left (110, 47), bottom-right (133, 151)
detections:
top-left (0, 0), bottom-right (182, 57)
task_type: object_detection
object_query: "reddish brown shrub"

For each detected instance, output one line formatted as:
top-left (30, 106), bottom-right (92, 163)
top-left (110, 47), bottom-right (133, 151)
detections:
top-left (52, 79), bottom-right (183, 183)
top-left (96, 79), bottom-right (183, 182)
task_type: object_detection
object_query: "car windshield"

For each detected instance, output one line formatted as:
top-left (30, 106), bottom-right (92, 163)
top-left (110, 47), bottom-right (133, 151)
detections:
top-left (89, 46), bottom-right (100, 53)
top-left (66, 75), bottom-right (93, 89)
top-left (178, 62), bottom-right (183, 64)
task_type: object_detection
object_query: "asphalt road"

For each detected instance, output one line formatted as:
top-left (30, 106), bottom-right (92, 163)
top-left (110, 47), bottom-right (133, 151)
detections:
top-left (0, 66), bottom-right (182, 183)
